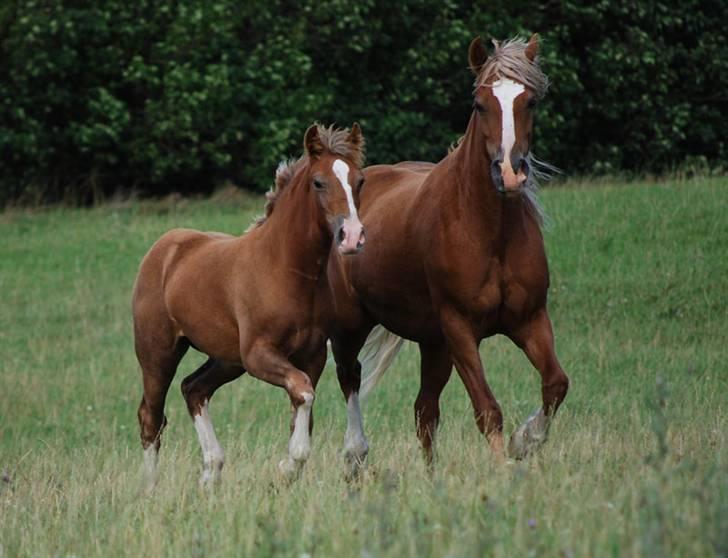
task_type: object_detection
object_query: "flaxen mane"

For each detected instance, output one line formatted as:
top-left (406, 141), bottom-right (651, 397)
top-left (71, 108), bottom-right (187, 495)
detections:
top-left (474, 37), bottom-right (549, 98)
top-left (250, 124), bottom-right (365, 229)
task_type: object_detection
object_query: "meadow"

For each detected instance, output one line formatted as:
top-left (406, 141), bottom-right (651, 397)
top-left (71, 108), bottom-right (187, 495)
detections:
top-left (0, 177), bottom-right (726, 557)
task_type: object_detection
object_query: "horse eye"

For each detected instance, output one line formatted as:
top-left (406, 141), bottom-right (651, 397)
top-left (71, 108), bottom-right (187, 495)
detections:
top-left (527, 98), bottom-right (538, 110)
top-left (473, 101), bottom-right (486, 114)
top-left (313, 179), bottom-right (326, 191)
top-left (357, 178), bottom-right (365, 190)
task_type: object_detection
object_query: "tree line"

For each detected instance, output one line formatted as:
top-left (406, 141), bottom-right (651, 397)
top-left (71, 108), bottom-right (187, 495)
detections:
top-left (0, 0), bottom-right (725, 204)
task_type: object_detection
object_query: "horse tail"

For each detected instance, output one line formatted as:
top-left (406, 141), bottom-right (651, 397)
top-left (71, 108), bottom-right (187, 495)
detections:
top-left (359, 326), bottom-right (405, 400)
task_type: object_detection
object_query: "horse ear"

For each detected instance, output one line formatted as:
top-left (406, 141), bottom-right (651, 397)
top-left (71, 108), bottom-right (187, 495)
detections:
top-left (468, 36), bottom-right (488, 75)
top-left (525, 33), bottom-right (540, 61)
top-left (347, 122), bottom-right (364, 150)
top-left (304, 124), bottom-right (324, 158)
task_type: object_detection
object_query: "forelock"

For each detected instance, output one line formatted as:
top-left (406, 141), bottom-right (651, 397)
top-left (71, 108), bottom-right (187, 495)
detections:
top-left (474, 37), bottom-right (549, 99)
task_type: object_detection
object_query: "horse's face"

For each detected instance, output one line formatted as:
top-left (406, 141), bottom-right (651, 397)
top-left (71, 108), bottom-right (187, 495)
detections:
top-left (304, 124), bottom-right (366, 255)
top-left (469, 34), bottom-right (540, 196)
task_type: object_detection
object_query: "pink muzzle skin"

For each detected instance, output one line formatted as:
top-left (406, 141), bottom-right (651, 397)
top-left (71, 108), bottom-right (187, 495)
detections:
top-left (501, 164), bottom-right (528, 192)
top-left (338, 217), bottom-right (366, 255)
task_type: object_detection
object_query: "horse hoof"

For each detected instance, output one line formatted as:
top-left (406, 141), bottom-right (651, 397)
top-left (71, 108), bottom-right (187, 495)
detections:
top-left (343, 450), bottom-right (368, 482)
top-left (278, 457), bottom-right (304, 483)
top-left (199, 469), bottom-right (221, 488)
top-left (508, 408), bottom-right (550, 460)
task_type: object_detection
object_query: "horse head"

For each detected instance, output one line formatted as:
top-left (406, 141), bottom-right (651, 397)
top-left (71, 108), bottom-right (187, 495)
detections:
top-left (468, 34), bottom-right (547, 196)
top-left (303, 123), bottom-right (367, 255)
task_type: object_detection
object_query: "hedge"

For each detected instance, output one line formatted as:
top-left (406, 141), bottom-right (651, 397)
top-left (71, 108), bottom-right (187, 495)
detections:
top-left (0, 0), bottom-right (725, 204)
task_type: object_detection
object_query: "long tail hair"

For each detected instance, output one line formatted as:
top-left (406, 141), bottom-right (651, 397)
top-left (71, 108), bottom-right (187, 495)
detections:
top-left (358, 326), bottom-right (405, 400)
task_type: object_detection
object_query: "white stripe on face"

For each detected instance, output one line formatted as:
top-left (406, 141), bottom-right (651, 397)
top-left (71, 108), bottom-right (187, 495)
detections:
top-left (332, 159), bottom-right (358, 219)
top-left (491, 77), bottom-right (525, 173)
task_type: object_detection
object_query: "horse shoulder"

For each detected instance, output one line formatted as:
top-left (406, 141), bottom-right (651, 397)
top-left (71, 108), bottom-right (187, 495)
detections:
top-left (500, 214), bottom-right (550, 317)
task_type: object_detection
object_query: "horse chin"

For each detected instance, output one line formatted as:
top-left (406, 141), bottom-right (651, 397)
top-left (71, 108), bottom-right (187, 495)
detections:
top-left (503, 187), bottom-right (524, 198)
top-left (495, 184), bottom-right (525, 198)
top-left (338, 245), bottom-right (363, 256)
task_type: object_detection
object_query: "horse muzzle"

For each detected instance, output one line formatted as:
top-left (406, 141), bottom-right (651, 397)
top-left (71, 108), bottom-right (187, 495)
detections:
top-left (491, 157), bottom-right (529, 196)
top-left (336, 217), bottom-right (366, 255)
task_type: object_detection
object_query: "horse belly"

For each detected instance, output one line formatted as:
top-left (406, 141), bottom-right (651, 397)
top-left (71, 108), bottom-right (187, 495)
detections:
top-left (353, 249), bottom-right (440, 341)
top-left (368, 297), bottom-right (441, 342)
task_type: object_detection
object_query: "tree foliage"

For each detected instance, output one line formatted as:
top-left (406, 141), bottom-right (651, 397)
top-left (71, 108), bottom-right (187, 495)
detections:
top-left (0, 0), bottom-right (725, 204)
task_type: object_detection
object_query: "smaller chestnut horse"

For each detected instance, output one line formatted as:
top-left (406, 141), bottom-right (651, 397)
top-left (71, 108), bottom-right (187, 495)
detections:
top-left (133, 124), bottom-right (366, 486)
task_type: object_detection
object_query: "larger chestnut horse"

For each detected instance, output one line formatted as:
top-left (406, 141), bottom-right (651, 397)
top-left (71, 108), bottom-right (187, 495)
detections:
top-left (133, 124), bottom-right (366, 486)
top-left (328, 35), bottom-right (569, 470)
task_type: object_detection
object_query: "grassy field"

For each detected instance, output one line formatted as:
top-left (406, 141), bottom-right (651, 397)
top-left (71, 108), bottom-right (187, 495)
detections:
top-left (0, 177), bottom-right (726, 557)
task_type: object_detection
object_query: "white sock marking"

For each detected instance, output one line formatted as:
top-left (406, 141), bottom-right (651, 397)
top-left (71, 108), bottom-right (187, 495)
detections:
top-left (332, 159), bottom-right (359, 220)
top-left (193, 400), bottom-right (224, 482)
top-left (143, 445), bottom-right (158, 479)
top-left (492, 77), bottom-right (525, 173)
top-left (344, 392), bottom-right (369, 458)
top-left (288, 392), bottom-right (314, 462)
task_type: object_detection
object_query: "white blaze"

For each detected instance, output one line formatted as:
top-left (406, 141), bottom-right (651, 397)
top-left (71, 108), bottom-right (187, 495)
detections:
top-left (492, 77), bottom-right (525, 173)
top-left (332, 159), bottom-right (358, 220)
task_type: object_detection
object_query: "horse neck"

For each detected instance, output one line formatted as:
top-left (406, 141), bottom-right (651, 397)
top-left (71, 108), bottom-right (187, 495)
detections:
top-left (447, 112), bottom-right (511, 235)
top-left (260, 177), bottom-right (331, 283)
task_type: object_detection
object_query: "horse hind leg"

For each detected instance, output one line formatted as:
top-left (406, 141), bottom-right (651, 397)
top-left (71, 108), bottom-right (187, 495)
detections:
top-left (508, 309), bottom-right (570, 460)
top-left (136, 336), bottom-right (189, 489)
top-left (181, 359), bottom-right (245, 486)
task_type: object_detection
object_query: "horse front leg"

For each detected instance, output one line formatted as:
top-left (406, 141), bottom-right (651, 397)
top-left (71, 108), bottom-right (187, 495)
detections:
top-left (508, 308), bottom-right (570, 460)
top-left (244, 344), bottom-right (317, 481)
top-left (440, 307), bottom-right (505, 462)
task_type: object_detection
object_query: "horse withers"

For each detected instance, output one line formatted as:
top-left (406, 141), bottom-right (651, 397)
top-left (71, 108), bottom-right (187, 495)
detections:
top-left (328, 34), bottom-right (569, 470)
top-left (132, 124), bottom-right (366, 487)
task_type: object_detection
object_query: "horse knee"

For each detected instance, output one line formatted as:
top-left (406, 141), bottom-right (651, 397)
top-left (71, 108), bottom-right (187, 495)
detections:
top-left (287, 374), bottom-right (315, 405)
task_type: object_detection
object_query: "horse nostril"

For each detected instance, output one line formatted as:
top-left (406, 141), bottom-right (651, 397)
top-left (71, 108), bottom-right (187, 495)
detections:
top-left (490, 160), bottom-right (505, 193)
top-left (521, 157), bottom-right (530, 177)
top-left (358, 229), bottom-right (366, 247)
top-left (337, 226), bottom-right (346, 244)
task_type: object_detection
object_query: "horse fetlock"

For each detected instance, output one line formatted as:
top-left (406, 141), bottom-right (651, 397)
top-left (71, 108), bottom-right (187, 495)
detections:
top-left (278, 456), bottom-right (305, 481)
top-left (199, 456), bottom-right (224, 486)
top-left (344, 435), bottom-right (369, 460)
top-left (343, 438), bottom-right (369, 479)
top-left (203, 449), bottom-right (225, 473)
top-left (289, 440), bottom-right (311, 463)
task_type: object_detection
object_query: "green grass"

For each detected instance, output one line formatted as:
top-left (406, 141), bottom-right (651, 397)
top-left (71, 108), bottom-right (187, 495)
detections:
top-left (1, 178), bottom-right (726, 557)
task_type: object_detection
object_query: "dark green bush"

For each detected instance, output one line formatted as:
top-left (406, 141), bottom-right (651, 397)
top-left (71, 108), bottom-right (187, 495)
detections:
top-left (0, 0), bottom-right (725, 204)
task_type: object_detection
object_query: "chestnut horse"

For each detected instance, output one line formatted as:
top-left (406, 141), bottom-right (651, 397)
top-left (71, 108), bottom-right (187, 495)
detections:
top-left (328, 35), bottom-right (569, 471)
top-left (133, 124), bottom-right (366, 486)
